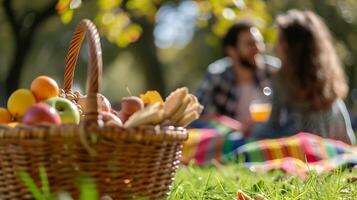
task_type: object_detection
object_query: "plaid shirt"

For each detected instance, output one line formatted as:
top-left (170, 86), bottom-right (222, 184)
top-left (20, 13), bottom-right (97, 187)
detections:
top-left (196, 57), bottom-right (275, 119)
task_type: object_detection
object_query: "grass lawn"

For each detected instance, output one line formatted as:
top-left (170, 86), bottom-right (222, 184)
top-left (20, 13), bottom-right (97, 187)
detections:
top-left (168, 164), bottom-right (357, 200)
top-left (19, 163), bottom-right (357, 199)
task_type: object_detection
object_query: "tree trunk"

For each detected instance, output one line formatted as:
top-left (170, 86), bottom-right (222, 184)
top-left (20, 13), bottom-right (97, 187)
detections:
top-left (132, 19), bottom-right (166, 95)
top-left (2, 0), bottom-right (57, 99)
top-left (5, 38), bottom-right (31, 96)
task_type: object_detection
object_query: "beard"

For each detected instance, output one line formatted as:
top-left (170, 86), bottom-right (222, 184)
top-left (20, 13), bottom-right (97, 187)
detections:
top-left (237, 53), bottom-right (257, 71)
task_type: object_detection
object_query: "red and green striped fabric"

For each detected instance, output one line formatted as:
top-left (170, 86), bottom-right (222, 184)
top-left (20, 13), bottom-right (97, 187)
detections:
top-left (182, 115), bottom-right (357, 175)
top-left (181, 128), bottom-right (249, 165)
top-left (235, 132), bottom-right (356, 163)
top-left (182, 115), bottom-right (251, 165)
top-left (245, 153), bottom-right (357, 178)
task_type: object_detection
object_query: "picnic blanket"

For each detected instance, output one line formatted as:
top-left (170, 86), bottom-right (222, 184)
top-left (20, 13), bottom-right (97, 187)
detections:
top-left (232, 132), bottom-right (356, 162)
top-left (182, 115), bottom-right (252, 165)
top-left (234, 132), bottom-right (357, 177)
top-left (245, 153), bottom-right (357, 178)
top-left (182, 115), bottom-right (357, 177)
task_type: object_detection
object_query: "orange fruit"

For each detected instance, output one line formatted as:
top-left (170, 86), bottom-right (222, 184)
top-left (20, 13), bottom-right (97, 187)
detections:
top-left (140, 90), bottom-right (164, 104)
top-left (7, 89), bottom-right (36, 118)
top-left (31, 75), bottom-right (59, 101)
top-left (0, 107), bottom-right (12, 123)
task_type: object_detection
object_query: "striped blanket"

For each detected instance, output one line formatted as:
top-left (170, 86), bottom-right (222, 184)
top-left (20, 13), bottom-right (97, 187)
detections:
top-left (233, 132), bottom-right (356, 162)
top-left (182, 115), bottom-right (252, 165)
top-left (245, 153), bottom-right (357, 177)
top-left (182, 115), bottom-right (357, 176)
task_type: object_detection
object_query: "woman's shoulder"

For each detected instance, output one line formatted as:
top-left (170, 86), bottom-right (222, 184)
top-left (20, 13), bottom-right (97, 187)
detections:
top-left (305, 99), bottom-right (349, 122)
top-left (330, 99), bottom-right (349, 116)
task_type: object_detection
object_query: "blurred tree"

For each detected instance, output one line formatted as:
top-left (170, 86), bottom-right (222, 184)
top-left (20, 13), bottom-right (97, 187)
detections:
top-left (58, 0), bottom-right (274, 95)
top-left (1, 0), bottom-right (355, 113)
top-left (0, 0), bottom-right (273, 104)
top-left (1, 0), bottom-right (58, 97)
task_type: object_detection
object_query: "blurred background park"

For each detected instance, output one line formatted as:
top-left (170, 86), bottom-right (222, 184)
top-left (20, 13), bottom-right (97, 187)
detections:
top-left (0, 0), bottom-right (356, 116)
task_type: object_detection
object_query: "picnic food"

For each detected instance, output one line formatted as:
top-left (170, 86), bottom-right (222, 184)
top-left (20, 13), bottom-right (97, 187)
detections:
top-left (0, 108), bottom-right (12, 124)
top-left (177, 108), bottom-right (200, 127)
top-left (98, 94), bottom-right (112, 112)
top-left (7, 89), bottom-right (36, 119)
top-left (77, 93), bottom-right (112, 113)
top-left (170, 94), bottom-right (191, 122)
top-left (123, 87), bottom-right (203, 128)
top-left (162, 87), bottom-right (203, 126)
top-left (2, 73), bottom-right (202, 129)
top-left (117, 96), bottom-right (144, 123)
top-left (30, 75), bottom-right (59, 101)
top-left (124, 102), bottom-right (164, 128)
top-left (140, 90), bottom-right (164, 104)
top-left (164, 87), bottom-right (189, 117)
top-left (45, 97), bottom-right (80, 124)
top-left (22, 103), bottom-right (61, 125)
top-left (2, 76), bottom-right (81, 125)
top-left (102, 112), bottom-right (123, 127)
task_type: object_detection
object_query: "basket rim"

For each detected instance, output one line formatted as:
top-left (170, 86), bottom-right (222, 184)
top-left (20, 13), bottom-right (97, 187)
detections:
top-left (0, 124), bottom-right (188, 143)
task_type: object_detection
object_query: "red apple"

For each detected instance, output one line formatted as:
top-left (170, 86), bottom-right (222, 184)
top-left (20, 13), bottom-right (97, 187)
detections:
top-left (117, 96), bottom-right (144, 123)
top-left (22, 103), bottom-right (61, 125)
top-left (78, 93), bottom-right (111, 113)
top-left (102, 112), bottom-right (123, 127)
top-left (45, 97), bottom-right (80, 124)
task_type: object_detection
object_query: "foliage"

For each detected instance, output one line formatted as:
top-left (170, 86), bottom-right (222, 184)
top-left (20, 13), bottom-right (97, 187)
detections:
top-left (54, 0), bottom-right (277, 97)
top-left (57, 0), bottom-right (276, 47)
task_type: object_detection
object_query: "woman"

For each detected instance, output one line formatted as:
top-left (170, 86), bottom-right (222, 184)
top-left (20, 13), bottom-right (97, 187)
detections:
top-left (251, 10), bottom-right (355, 144)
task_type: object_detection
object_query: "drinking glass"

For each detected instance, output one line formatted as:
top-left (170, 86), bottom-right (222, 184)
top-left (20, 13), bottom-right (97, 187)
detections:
top-left (249, 87), bottom-right (272, 123)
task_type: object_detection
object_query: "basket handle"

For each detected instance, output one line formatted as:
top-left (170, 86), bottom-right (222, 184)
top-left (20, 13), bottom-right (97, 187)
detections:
top-left (63, 19), bottom-right (103, 127)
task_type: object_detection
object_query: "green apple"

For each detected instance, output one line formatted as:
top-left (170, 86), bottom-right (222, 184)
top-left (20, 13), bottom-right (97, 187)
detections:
top-left (45, 97), bottom-right (80, 124)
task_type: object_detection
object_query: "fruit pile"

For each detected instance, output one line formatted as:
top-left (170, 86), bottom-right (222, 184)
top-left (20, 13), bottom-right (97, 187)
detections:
top-left (0, 76), bottom-right (203, 128)
top-left (0, 76), bottom-right (80, 126)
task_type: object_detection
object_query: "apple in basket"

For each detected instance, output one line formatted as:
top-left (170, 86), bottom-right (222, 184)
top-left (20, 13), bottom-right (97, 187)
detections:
top-left (102, 112), bottom-right (123, 127)
top-left (117, 96), bottom-right (144, 123)
top-left (77, 93), bottom-right (111, 113)
top-left (45, 97), bottom-right (80, 124)
top-left (22, 103), bottom-right (61, 125)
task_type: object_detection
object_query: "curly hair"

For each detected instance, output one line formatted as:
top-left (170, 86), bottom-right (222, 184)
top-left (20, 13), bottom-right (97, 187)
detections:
top-left (276, 10), bottom-right (348, 111)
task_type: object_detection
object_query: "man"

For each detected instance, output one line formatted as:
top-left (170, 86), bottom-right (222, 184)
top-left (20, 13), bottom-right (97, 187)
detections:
top-left (196, 21), bottom-right (280, 134)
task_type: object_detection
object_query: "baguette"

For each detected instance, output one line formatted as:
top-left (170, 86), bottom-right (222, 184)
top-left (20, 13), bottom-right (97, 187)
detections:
top-left (164, 87), bottom-right (188, 117)
top-left (124, 102), bottom-right (164, 128)
top-left (177, 110), bottom-right (199, 127)
top-left (170, 95), bottom-right (191, 123)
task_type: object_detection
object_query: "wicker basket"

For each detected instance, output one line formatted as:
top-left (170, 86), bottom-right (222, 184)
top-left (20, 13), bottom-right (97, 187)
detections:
top-left (0, 19), bottom-right (188, 200)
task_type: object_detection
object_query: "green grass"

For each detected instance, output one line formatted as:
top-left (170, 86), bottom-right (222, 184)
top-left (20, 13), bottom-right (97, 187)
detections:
top-left (20, 164), bottom-right (357, 200)
top-left (169, 164), bottom-right (357, 200)
top-left (19, 166), bottom-right (98, 200)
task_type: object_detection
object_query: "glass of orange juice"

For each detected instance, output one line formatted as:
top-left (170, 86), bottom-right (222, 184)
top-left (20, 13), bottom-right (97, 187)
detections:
top-left (249, 100), bottom-right (272, 123)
